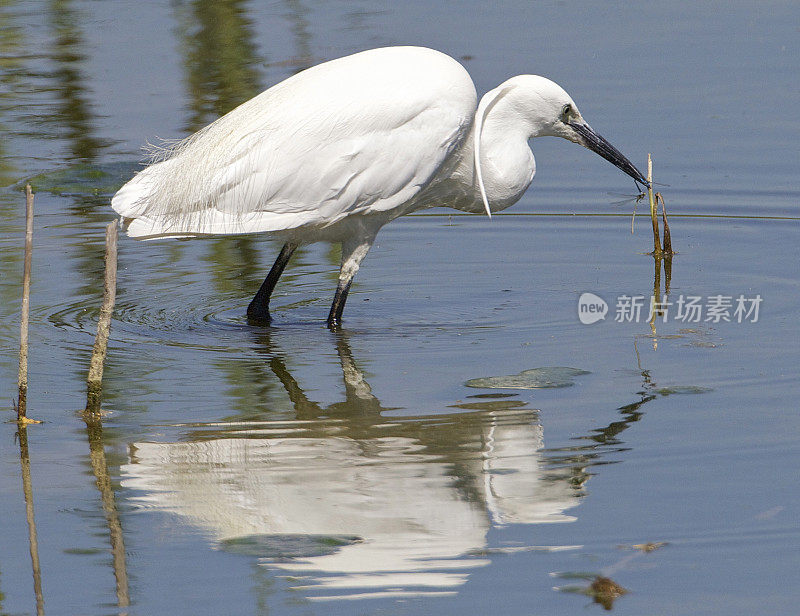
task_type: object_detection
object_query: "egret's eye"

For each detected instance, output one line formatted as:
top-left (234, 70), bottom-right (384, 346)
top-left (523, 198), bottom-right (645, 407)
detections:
top-left (561, 104), bottom-right (572, 121)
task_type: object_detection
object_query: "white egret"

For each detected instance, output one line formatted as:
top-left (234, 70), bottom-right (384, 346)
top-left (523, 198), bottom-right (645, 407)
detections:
top-left (112, 46), bottom-right (648, 328)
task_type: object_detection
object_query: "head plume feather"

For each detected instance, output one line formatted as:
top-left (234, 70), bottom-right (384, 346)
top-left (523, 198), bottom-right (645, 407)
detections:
top-left (473, 84), bottom-right (514, 218)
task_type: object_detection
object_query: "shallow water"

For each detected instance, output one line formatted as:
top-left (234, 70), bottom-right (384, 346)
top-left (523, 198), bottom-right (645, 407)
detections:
top-left (1, 2), bottom-right (799, 615)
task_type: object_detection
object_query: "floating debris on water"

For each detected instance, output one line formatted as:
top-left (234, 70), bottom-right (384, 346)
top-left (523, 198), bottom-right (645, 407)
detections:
top-left (618, 541), bottom-right (669, 552)
top-left (466, 392), bottom-right (518, 399)
top-left (466, 367), bottom-right (590, 390)
top-left (589, 576), bottom-right (628, 610)
top-left (554, 573), bottom-right (628, 611)
top-left (631, 541), bottom-right (668, 552)
top-left (653, 386), bottom-right (713, 396)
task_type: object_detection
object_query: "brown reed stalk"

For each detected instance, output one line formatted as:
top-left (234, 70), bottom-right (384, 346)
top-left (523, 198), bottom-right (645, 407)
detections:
top-left (85, 222), bottom-right (118, 414)
top-left (17, 185), bottom-right (34, 420)
top-left (647, 154), bottom-right (662, 257)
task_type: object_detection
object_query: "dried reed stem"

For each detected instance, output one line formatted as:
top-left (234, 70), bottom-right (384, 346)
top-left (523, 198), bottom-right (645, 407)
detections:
top-left (17, 185), bottom-right (34, 420)
top-left (647, 154), bottom-right (662, 257)
top-left (86, 222), bottom-right (118, 414)
top-left (657, 192), bottom-right (673, 255)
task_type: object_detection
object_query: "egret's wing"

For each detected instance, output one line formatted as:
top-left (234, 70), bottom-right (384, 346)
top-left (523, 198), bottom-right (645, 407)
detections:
top-left (112, 47), bottom-right (477, 238)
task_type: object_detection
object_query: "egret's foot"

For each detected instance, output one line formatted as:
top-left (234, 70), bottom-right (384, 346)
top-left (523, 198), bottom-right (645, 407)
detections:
top-left (246, 242), bottom-right (298, 326)
top-left (246, 302), bottom-right (272, 325)
top-left (326, 278), bottom-right (352, 331)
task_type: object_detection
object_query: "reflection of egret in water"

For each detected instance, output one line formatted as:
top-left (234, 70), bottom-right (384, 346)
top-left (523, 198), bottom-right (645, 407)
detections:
top-left (121, 332), bottom-right (583, 600)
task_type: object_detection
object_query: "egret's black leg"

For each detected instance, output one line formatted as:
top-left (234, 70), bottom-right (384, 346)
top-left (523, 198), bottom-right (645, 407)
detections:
top-left (247, 242), bottom-right (297, 323)
top-left (326, 277), bottom-right (352, 329)
top-left (325, 233), bottom-right (377, 329)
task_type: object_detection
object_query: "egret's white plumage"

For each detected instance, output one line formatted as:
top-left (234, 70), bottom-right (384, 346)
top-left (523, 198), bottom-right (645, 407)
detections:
top-left (112, 46), bottom-right (647, 327)
top-left (113, 47), bottom-right (478, 238)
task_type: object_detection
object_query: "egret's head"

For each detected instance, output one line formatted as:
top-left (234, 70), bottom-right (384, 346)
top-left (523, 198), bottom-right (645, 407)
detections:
top-left (503, 75), bottom-right (649, 189)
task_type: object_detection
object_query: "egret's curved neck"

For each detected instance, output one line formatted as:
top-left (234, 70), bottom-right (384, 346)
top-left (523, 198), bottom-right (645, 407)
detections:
top-left (473, 95), bottom-right (537, 210)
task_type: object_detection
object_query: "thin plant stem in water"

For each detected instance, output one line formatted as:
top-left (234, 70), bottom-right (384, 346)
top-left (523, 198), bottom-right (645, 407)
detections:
top-left (17, 185), bottom-right (34, 421)
top-left (647, 154), bottom-right (662, 257)
top-left (86, 222), bottom-right (118, 414)
top-left (657, 192), bottom-right (673, 255)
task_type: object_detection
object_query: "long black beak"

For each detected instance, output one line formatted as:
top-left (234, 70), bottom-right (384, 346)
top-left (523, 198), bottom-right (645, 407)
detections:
top-left (569, 121), bottom-right (649, 189)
